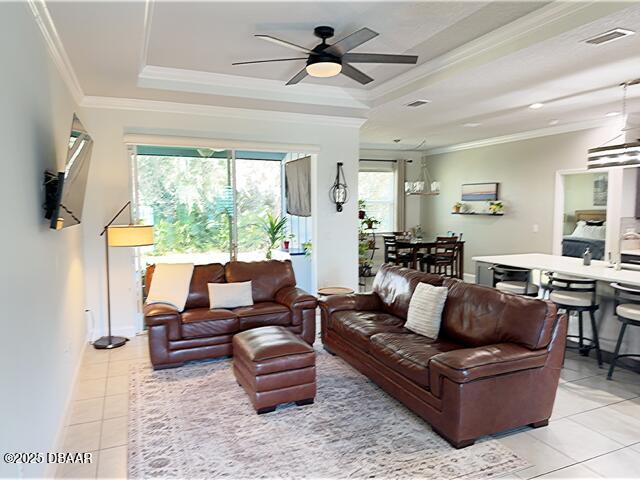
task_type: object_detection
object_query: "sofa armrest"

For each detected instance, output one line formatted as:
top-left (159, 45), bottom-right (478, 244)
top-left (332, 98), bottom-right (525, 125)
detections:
top-left (429, 343), bottom-right (548, 391)
top-left (319, 293), bottom-right (382, 317)
top-left (275, 286), bottom-right (318, 310)
top-left (144, 303), bottom-right (182, 340)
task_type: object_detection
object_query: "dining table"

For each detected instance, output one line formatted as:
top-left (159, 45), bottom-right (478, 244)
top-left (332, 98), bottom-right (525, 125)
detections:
top-left (394, 238), bottom-right (465, 279)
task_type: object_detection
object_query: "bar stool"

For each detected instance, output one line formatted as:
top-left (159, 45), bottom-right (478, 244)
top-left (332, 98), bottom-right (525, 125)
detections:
top-left (490, 265), bottom-right (539, 297)
top-left (549, 274), bottom-right (602, 366)
top-left (607, 283), bottom-right (640, 380)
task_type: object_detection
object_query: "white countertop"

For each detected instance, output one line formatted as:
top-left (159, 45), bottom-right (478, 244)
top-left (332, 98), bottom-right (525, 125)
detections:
top-left (473, 253), bottom-right (640, 287)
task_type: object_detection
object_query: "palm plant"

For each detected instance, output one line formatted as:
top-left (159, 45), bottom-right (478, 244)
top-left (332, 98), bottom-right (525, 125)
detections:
top-left (259, 212), bottom-right (288, 259)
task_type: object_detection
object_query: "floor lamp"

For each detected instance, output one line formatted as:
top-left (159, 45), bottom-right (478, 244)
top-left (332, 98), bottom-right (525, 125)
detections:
top-left (94, 201), bottom-right (154, 349)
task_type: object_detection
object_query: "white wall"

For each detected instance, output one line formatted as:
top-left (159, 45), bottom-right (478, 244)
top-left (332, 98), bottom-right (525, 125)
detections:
top-left (80, 107), bottom-right (361, 337)
top-left (421, 126), bottom-right (620, 275)
top-left (0, 4), bottom-right (85, 478)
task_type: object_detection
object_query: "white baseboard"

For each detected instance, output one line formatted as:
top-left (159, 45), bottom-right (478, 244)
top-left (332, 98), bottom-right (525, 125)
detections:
top-left (463, 273), bottom-right (477, 284)
top-left (44, 340), bottom-right (89, 479)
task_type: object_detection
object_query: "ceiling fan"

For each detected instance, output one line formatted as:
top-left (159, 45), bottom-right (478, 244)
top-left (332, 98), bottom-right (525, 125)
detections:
top-left (232, 26), bottom-right (418, 86)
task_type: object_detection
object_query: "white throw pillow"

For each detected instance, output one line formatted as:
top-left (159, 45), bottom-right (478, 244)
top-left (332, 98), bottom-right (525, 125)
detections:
top-left (208, 281), bottom-right (253, 309)
top-left (146, 263), bottom-right (195, 312)
top-left (405, 282), bottom-right (448, 339)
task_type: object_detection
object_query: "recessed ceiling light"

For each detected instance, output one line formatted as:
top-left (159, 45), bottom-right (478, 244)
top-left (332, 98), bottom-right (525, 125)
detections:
top-left (405, 99), bottom-right (431, 108)
top-left (605, 111), bottom-right (621, 117)
top-left (463, 123), bottom-right (481, 128)
top-left (585, 28), bottom-right (635, 45)
top-left (529, 103), bottom-right (544, 109)
top-left (549, 119), bottom-right (559, 126)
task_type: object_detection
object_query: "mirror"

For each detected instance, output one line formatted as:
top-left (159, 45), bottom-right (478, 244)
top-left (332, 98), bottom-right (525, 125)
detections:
top-left (561, 172), bottom-right (608, 260)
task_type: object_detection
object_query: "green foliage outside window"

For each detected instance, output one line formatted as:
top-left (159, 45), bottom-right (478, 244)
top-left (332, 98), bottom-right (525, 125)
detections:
top-left (135, 155), bottom-right (281, 258)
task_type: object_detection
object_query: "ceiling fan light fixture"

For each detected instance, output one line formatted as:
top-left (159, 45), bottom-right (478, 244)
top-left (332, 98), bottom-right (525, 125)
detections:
top-left (306, 57), bottom-right (342, 78)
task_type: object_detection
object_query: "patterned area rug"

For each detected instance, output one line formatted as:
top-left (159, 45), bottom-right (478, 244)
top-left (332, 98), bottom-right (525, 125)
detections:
top-left (129, 348), bottom-right (529, 479)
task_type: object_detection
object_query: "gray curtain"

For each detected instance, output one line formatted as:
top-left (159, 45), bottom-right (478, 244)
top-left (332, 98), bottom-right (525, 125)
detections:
top-left (285, 156), bottom-right (311, 217)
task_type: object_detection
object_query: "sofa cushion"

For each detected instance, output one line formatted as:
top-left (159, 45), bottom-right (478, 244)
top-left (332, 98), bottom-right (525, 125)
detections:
top-left (233, 302), bottom-right (291, 330)
top-left (441, 279), bottom-right (557, 350)
top-left (330, 311), bottom-right (406, 352)
top-left (147, 263), bottom-right (227, 310)
top-left (372, 264), bottom-right (444, 320)
top-left (405, 282), bottom-right (448, 338)
top-left (225, 260), bottom-right (296, 303)
top-left (181, 308), bottom-right (239, 338)
top-left (369, 333), bottom-right (462, 388)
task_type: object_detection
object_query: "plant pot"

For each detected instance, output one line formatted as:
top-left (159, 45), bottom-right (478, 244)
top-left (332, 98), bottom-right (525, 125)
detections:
top-left (453, 206), bottom-right (461, 213)
top-left (365, 221), bottom-right (375, 229)
top-left (358, 210), bottom-right (366, 220)
top-left (283, 240), bottom-right (290, 250)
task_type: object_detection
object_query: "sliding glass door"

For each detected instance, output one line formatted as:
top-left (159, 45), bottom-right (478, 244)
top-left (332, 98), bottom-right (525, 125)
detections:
top-left (133, 146), bottom-right (234, 265)
top-left (132, 146), bottom-right (289, 265)
top-left (235, 153), bottom-right (283, 260)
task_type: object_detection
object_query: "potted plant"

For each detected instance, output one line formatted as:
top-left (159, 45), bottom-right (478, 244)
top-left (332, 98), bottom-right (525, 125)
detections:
top-left (259, 212), bottom-right (287, 259)
top-left (453, 201), bottom-right (464, 213)
top-left (489, 201), bottom-right (504, 215)
top-left (283, 233), bottom-right (295, 251)
top-left (358, 199), bottom-right (366, 220)
top-left (363, 215), bottom-right (380, 230)
top-left (302, 240), bottom-right (312, 258)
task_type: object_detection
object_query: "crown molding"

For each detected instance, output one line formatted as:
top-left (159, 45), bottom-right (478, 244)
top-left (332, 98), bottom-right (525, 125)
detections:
top-left (27, 0), bottom-right (84, 104)
top-left (424, 117), bottom-right (612, 156)
top-left (367, 1), bottom-right (630, 106)
top-left (139, 0), bottom-right (154, 71)
top-left (138, 65), bottom-right (370, 110)
top-left (80, 95), bottom-right (367, 128)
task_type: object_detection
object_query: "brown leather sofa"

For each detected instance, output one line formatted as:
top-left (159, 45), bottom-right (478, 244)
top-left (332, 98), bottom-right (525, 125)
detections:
top-left (320, 264), bottom-right (567, 448)
top-left (144, 260), bottom-right (317, 369)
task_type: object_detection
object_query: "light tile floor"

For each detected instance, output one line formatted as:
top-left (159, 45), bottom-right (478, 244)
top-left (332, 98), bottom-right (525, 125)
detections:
top-left (57, 335), bottom-right (640, 479)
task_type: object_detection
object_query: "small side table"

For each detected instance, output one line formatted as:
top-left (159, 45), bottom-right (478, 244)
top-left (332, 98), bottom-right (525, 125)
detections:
top-left (317, 287), bottom-right (355, 297)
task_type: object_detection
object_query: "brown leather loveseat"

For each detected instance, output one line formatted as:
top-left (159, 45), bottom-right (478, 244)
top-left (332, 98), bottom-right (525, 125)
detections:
top-left (144, 260), bottom-right (317, 369)
top-left (320, 264), bottom-right (567, 448)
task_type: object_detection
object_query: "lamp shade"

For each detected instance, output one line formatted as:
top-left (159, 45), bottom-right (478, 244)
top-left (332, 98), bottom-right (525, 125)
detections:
top-left (107, 225), bottom-right (154, 247)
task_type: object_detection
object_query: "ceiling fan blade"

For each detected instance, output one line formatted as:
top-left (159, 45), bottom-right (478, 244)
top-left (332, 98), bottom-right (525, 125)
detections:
top-left (255, 34), bottom-right (313, 54)
top-left (342, 53), bottom-right (418, 64)
top-left (325, 27), bottom-right (379, 56)
top-left (340, 63), bottom-right (374, 85)
top-left (286, 67), bottom-right (308, 85)
top-left (232, 58), bottom-right (307, 66)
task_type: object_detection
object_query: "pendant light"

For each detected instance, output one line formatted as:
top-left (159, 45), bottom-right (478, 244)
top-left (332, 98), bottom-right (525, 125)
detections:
top-left (405, 157), bottom-right (440, 196)
top-left (588, 79), bottom-right (640, 169)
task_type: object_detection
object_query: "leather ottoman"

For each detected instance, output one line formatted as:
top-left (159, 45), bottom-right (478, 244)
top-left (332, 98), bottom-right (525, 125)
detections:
top-left (232, 326), bottom-right (316, 414)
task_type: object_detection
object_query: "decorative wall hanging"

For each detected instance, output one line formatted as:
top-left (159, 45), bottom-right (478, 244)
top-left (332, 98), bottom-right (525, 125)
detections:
top-left (461, 182), bottom-right (499, 201)
top-left (330, 162), bottom-right (349, 212)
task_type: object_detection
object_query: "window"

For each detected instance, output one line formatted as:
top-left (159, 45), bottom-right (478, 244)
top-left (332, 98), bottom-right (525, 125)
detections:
top-left (131, 146), bottom-right (307, 264)
top-left (358, 166), bottom-right (397, 233)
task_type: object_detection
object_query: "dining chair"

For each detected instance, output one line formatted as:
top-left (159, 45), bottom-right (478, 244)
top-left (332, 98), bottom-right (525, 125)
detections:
top-left (420, 236), bottom-right (459, 277)
top-left (382, 235), bottom-right (412, 267)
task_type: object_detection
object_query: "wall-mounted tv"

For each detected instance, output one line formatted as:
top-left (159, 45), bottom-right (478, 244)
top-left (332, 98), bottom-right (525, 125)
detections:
top-left (44, 115), bottom-right (93, 230)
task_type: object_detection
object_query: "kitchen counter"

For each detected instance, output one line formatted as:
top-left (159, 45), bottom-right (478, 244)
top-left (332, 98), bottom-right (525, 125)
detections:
top-left (473, 253), bottom-right (640, 286)
top-left (473, 253), bottom-right (640, 362)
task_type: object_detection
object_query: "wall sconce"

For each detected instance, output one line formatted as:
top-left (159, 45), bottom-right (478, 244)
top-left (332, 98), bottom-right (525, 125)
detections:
top-left (330, 162), bottom-right (349, 212)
